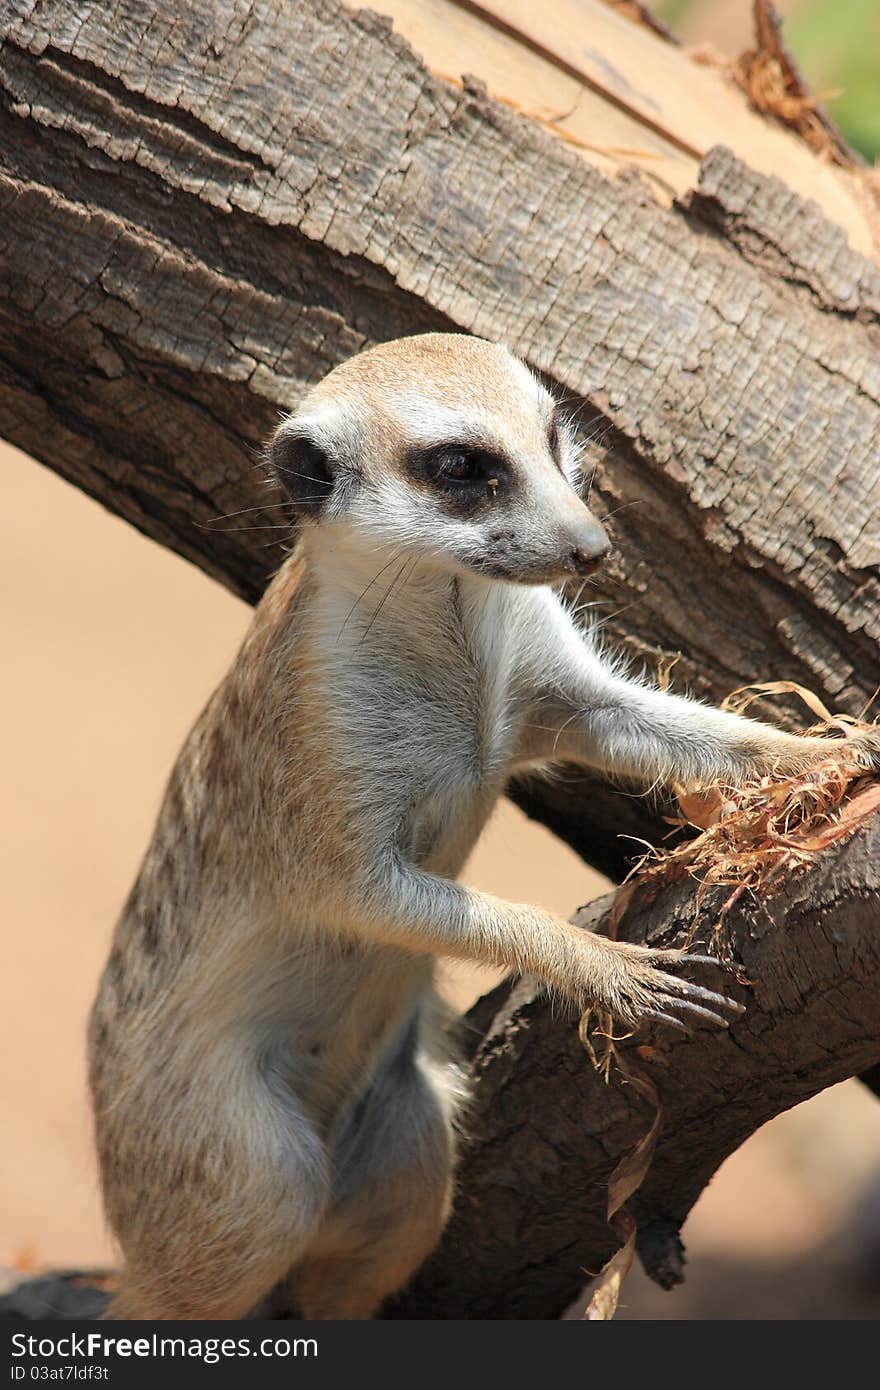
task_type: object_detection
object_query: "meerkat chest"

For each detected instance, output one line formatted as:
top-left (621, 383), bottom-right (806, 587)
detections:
top-left (394, 632), bottom-right (517, 871)
top-left (405, 713), bottom-right (510, 875)
top-left (324, 579), bottom-right (521, 870)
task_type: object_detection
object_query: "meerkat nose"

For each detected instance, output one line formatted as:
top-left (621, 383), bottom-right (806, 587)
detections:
top-left (566, 518), bottom-right (611, 574)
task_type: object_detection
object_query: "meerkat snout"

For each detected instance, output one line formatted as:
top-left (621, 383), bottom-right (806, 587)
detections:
top-left (269, 334), bottom-right (612, 586)
top-left (560, 513), bottom-right (612, 576)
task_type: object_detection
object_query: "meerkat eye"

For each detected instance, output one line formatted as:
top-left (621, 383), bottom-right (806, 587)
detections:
top-left (408, 443), bottom-right (507, 495)
top-left (548, 419), bottom-right (560, 461)
top-left (439, 449), bottom-right (491, 483)
top-left (405, 442), bottom-right (508, 503)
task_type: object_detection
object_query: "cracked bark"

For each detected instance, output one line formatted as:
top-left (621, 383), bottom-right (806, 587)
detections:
top-left (1, 0), bottom-right (879, 1319)
top-left (390, 813), bottom-right (880, 1318)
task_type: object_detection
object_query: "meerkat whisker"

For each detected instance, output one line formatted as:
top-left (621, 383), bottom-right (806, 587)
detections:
top-left (602, 499), bottom-right (647, 523)
top-left (336, 547), bottom-right (406, 644)
top-left (358, 554), bottom-right (418, 647)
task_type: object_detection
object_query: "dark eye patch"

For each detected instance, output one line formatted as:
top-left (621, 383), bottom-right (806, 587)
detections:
top-left (406, 442), bottom-right (511, 509)
top-left (548, 407), bottom-right (565, 471)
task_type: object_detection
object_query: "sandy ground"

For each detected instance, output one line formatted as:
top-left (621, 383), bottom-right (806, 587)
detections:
top-left (3, 439), bottom-right (880, 1316)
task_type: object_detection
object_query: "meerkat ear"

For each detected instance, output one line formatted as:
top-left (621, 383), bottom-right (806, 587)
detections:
top-left (270, 426), bottom-right (334, 516)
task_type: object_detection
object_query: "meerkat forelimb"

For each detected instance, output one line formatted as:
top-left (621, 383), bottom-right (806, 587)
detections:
top-left (90, 333), bottom-right (879, 1321)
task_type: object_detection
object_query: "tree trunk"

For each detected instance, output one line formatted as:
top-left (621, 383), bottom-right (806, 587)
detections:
top-left (392, 813), bottom-right (880, 1318)
top-left (1, 0), bottom-right (879, 1319)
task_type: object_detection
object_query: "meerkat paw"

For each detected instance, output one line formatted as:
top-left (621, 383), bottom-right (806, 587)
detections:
top-left (773, 724), bottom-right (880, 778)
top-left (841, 726), bottom-right (880, 774)
top-left (586, 941), bottom-right (745, 1035)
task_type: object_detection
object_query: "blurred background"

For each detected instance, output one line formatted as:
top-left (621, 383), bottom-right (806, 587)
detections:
top-left (2, 0), bottom-right (879, 1320)
top-left (654, 0), bottom-right (880, 160)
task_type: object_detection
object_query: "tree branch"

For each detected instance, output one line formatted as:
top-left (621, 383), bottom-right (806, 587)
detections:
top-left (388, 813), bottom-right (880, 1316)
top-left (3, 1), bottom-right (878, 864)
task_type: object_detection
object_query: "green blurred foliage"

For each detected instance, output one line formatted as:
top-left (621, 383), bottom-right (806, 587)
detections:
top-left (788, 0), bottom-right (880, 160)
top-left (653, 0), bottom-right (880, 161)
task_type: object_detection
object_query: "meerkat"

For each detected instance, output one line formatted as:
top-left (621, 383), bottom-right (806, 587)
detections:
top-left (89, 333), bottom-right (880, 1321)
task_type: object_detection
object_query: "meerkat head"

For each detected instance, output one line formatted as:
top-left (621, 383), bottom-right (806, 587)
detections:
top-left (269, 333), bottom-right (610, 585)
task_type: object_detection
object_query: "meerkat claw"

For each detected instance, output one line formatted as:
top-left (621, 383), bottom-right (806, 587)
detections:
top-left (675, 952), bottom-right (733, 970)
top-left (640, 1009), bottom-right (693, 1035)
top-left (661, 996), bottom-right (732, 1029)
top-left (671, 978), bottom-right (746, 1015)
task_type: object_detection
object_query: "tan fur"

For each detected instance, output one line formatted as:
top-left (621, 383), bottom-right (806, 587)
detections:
top-left (90, 334), bottom-right (880, 1320)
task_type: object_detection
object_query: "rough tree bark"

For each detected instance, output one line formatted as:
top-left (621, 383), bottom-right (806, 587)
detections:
top-left (1, 0), bottom-right (879, 1318)
top-left (393, 817), bottom-right (880, 1318)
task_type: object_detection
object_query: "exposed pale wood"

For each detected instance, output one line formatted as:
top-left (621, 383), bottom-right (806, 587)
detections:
top-left (351, 0), bottom-right (877, 255)
top-left (353, 0), bottom-right (689, 194)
